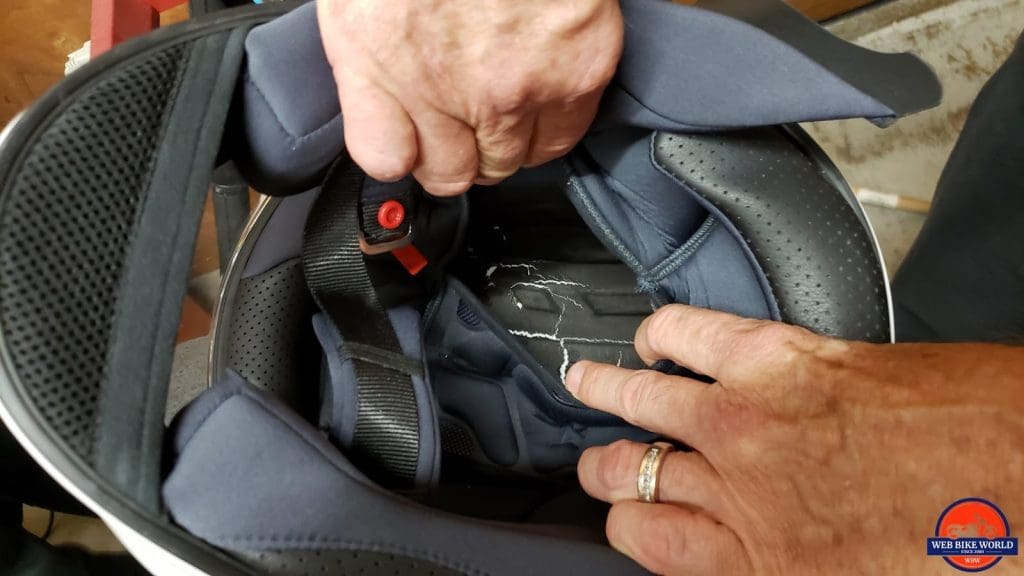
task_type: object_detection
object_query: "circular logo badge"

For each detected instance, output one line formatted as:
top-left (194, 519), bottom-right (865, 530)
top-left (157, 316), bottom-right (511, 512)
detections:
top-left (929, 498), bottom-right (1017, 572)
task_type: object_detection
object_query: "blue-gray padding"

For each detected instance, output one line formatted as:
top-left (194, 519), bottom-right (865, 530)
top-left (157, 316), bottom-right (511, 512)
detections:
top-left (312, 313), bottom-right (358, 446)
top-left (313, 306), bottom-right (441, 487)
top-left (576, 128), bottom-right (707, 266)
top-left (567, 128), bottom-right (777, 319)
top-left (663, 221), bottom-right (776, 320)
top-left (598, 0), bottom-right (939, 132)
top-left (424, 282), bottom-right (657, 475)
top-left (163, 373), bottom-right (649, 575)
top-left (695, 0), bottom-right (941, 120)
top-left (235, 3), bottom-right (342, 194)
top-left (602, 0), bottom-right (883, 130)
top-left (241, 186), bottom-right (318, 278)
top-left (234, 0), bottom-right (940, 195)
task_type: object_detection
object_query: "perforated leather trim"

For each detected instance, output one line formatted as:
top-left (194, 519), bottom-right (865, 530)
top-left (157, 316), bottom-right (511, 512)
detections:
top-left (226, 257), bottom-right (319, 415)
top-left (652, 129), bottom-right (889, 342)
top-left (233, 548), bottom-right (465, 576)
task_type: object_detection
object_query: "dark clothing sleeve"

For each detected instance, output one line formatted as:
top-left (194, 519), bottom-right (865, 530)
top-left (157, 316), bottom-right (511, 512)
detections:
top-left (894, 34), bottom-right (1024, 343)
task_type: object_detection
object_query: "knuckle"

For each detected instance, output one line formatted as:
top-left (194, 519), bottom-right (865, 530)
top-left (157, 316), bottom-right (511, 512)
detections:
top-left (477, 149), bottom-right (524, 176)
top-left (485, 84), bottom-right (533, 115)
top-left (572, 38), bottom-right (622, 95)
top-left (574, 53), bottom-right (619, 95)
top-left (530, 139), bottom-right (576, 162)
top-left (644, 305), bottom-right (686, 355)
top-left (605, 506), bottom-right (628, 545)
top-left (619, 370), bottom-right (662, 423)
top-left (641, 511), bottom-right (689, 574)
top-left (707, 395), bottom-right (767, 450)
top-left (744, 322), bottom-right (819, 365)
top-left (476, 131), bottom-right (529, 175)
top-left (477, 126), bottom-right (524, 153)
top-left (752, 322), bottom-right (802, 346)
top-left (598, 440), bottom-right (638, 490)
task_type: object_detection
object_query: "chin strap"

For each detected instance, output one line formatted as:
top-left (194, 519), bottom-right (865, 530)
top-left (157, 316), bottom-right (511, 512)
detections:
top-left (301, 156), bottom-right (423, 487)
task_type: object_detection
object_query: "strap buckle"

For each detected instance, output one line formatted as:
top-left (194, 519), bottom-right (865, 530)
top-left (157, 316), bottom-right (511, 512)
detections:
top-left (358, 197), bottom-right (414, 255)
top-left (357, 197), bottom-right (428, 275)
top-left (357, 224), bottom-right (414, 255)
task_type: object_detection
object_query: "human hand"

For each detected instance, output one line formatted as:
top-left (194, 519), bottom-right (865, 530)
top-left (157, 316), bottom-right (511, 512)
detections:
top-left (567, 304), bottom-right (1024, 575)
top-left (317, 0), bottom-right (623, 196)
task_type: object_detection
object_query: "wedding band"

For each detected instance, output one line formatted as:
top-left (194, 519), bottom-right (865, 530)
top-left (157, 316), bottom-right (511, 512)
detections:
top-left (637, 443), bottom-right (673, 503)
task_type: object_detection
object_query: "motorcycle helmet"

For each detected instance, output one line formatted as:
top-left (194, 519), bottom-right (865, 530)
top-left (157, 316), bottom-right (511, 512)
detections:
top-left (0, 1), bottom-right (940, 574)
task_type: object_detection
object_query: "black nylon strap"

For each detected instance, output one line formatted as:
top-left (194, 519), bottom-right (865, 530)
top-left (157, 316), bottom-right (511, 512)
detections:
top-left (340, 342), bottom-right (423, 378)
top-left (302, 156), bottom-right (421, 486)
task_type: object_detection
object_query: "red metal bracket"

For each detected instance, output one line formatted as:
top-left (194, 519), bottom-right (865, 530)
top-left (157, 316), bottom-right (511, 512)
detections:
top-left (90, 0), bottom-right (187, 58)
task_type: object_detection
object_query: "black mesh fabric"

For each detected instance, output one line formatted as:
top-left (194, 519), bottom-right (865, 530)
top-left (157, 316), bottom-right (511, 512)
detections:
top-left (0, 45), bottom-right (187, 462)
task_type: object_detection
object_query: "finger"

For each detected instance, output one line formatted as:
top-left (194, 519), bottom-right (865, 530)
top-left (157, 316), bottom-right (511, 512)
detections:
top-left (607, 501), bottom-right (751, 576)
top-left (578, 440), bottom-right (721, 512)
top-left (475, 111), bottom-right (535, 182)
top-left (636, 304), bottom-right (821, 385)
top-left (565, 361), bottom-right (711, 445)
top-left (335, 69), bottom-right (418, 182)
top-left (410, 109), bottom-right (479, 196)
top-left (524, 91), bottom-right (601, 167)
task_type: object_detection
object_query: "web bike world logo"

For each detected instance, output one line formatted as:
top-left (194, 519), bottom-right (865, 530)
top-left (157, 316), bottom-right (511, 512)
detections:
top-left (927, 498), bottom-right (1018, 572)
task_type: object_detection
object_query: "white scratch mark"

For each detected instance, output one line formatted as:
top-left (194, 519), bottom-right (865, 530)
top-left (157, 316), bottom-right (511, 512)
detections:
top-left (559, 345), bottom-right (571, 384)
top-left (488, 263), bottom-right (538, 278)
top-left (616, 350), bottom-right (624, 367)
top-left (499, 266), bottom-right (631, 384)
top-left (508, 329), bottom-right (634, 385)
top-left (524, 279), bottom-right (585, 288)
top-left (508, 281), bottom-right (585, 313)
top-left (508, 331), bottom-right (633, 346)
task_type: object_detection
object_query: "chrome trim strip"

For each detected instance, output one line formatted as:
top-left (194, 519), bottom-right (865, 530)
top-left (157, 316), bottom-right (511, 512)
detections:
top-left (206, 193), bottom-right (279, 388)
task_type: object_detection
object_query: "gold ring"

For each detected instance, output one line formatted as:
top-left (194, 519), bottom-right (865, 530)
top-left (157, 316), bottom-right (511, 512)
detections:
top-left (637, 443), bottom-right (673, 503)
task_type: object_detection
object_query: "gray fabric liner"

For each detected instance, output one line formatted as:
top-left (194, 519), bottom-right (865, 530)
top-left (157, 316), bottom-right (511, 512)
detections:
top-left (96, 27), bottom-right (249, 510)
top-left (424, 280), bottom-right (657, 476)
top-left (164, 372), bottom-right (649, 575)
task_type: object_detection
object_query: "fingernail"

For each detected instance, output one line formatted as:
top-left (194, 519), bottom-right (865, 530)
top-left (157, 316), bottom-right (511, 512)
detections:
top-left (564, 361), bottom-right (587, 396)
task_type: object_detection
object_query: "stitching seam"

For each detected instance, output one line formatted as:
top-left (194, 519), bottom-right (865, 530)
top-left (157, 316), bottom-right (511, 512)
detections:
top-left (648, 215), bottom-right (717, 282)
top-left (245, 74), bottom-right (341, 144)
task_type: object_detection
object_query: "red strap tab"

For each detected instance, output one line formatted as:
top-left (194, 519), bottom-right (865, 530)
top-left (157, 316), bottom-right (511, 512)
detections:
top-left (391, 244), bottom-right (428, 276)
